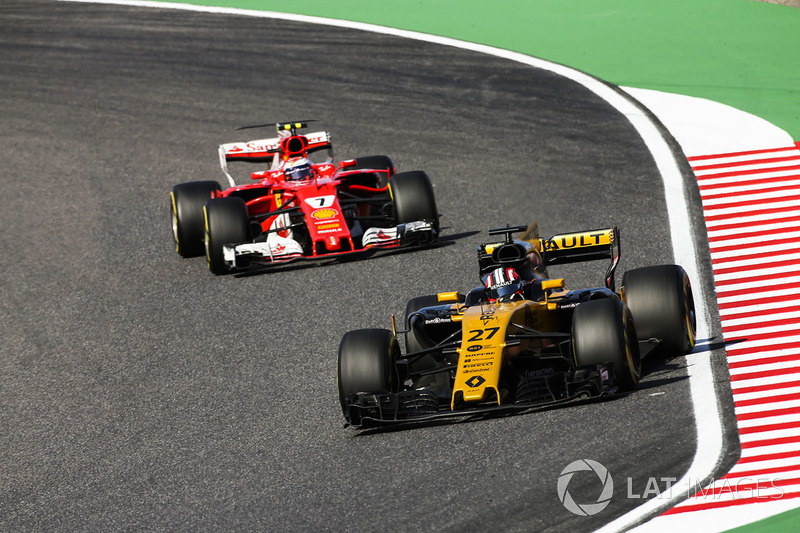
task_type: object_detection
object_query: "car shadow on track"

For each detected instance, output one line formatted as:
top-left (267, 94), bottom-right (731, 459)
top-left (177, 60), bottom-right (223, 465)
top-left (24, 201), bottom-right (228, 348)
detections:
top-left (348, 335), bottom-right (747, 436)
top-left (635, 334), bottom-right (745, 392)
top-left (347, 394), bottom-right (624, 437)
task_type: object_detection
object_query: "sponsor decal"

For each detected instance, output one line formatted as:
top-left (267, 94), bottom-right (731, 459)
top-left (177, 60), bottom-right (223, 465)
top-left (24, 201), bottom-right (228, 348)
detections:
top-left (546, 231), bottom-right (610, 251)
top-left (316, 222), bottom-right (340, 230)
top-left (480, 311), bottom-right (497, 324)
top-left (318, 228), bottom-right (342, 234)
top-left (465, 375), bottom-right (486, 388)
top-left (311, 208), bottom-right (338, 220)
top-left (467, 344), bottom-right (483, 352)
top-left (465, 355), bottom-right (495, 363)
top-left (227, 141), bottom-right (276, 154)
top-left (424, 316), bottom-right (452, 325)
top-left (247, 141), bottom-right (274, 151)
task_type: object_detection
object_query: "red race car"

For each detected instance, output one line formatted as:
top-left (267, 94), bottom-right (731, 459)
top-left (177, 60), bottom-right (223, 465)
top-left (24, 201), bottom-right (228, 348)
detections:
top-left (170, 121), bottom-right (440, 274)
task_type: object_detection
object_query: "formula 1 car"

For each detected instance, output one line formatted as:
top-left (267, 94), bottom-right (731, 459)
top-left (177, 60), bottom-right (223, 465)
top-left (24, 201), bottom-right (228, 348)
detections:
top-left (170, 121), bottom-right (439, 274)
top-left (337, 223), bottom-right (696, 428)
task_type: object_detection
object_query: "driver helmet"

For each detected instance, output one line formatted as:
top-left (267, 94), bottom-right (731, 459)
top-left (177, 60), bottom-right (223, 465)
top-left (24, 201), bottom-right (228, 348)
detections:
top-left (485, 267), bottom-right (525, 303)
top-left (284, 157), bottom-right (314, 182)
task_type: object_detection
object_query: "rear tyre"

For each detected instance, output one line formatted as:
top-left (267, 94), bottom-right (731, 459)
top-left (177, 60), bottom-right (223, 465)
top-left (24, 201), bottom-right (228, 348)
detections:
top-left (622, 265), bottom-right (696, 355)
top-left (572, 298), bottom-right (640, 392)
top-left (389, 170), bottom-right (439, 233)
top-left (203, 197), bottom-right (249, 275)
top-left (170, 181), bottom-right (221, 257)
top-left (337, 329), bottom-right (398, 417)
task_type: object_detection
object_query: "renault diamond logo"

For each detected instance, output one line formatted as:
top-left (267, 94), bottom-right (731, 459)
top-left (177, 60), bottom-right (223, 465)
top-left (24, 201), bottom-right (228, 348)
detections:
top-left (465, 375), bottom-right (485, 388)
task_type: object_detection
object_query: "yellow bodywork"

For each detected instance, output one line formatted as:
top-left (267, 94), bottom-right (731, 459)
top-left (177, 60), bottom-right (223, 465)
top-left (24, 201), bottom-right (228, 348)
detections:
top-left (542, 228), bottom-right (614, 253)
top-left (450, 296), bottom-right (563, 409)
top-left (437, 292), bottom-right (461, 303)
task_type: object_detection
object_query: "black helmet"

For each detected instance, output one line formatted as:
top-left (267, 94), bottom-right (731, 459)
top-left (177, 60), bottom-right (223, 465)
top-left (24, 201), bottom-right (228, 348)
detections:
top-left (485, 267), bottom-right (524, 302)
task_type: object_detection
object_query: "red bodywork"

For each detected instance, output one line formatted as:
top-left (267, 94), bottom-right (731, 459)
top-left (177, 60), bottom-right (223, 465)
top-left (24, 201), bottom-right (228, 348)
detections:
top-left (215, 132), bottom-right (393, 259)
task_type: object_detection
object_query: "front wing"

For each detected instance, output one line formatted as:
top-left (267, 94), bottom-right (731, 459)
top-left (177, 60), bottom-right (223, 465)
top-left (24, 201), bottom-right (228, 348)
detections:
top-left (342, 364), bottom-right (617, 429)
top-left (223, 221), bottom-right (436, 274)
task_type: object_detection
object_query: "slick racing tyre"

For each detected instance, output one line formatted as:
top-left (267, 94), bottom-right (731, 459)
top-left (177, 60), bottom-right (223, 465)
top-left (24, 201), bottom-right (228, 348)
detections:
top-left (572, 298), bottom-right (641, 392)
top-left (337, 329), bottom-right (399, 417)
top-left (203, 197), bottom-right (248, 275)
top-left (170, 181), bottom-right (221, 257)
top-left (389, 170), bottom-right (440, 233)
top-left (622, 265), bottom-right (697, 356)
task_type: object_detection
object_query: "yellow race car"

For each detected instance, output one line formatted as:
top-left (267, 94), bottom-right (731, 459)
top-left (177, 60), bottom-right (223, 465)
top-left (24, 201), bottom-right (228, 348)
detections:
top-left (337, 224), bottom-right (696, 428)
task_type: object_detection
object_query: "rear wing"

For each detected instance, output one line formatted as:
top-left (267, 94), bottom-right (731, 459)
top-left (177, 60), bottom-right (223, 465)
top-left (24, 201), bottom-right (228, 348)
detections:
top-left (217, 130), bottom-right (332, 187)
top-left (540, 227), bottom-right (620, 290)
top-left (476, 224), bottom-right (620, 289)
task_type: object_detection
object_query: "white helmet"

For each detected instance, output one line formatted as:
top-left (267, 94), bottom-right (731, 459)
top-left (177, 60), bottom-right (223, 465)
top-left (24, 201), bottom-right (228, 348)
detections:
top-left (284, 157), bottom-right (313, 181)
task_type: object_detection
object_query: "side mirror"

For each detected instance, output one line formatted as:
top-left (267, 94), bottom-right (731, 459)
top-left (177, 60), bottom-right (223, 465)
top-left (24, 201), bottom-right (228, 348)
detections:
top-left (541, 279), bottom-right (565, 291)
top-left (437, 291), bottom-right (461, 303)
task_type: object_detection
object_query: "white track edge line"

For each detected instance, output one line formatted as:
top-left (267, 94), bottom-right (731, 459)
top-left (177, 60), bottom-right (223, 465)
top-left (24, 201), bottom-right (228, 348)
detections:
top-left (58, 1), bottom-right (722, 531)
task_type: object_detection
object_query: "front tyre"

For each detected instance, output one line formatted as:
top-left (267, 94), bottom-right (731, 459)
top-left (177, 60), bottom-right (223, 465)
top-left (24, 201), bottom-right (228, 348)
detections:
top-left (203, 197), bottom-right (248, 275)
top-left (389, 170), bottom-right (439, 233)
top-left (622, 265), bottom-right (696, 356)
top-left (337, 329), bottom-right (399, 418)
top-left (572, 298), bottom-right (641, 392)
top-left (170, 181), bottom-right (221, 257)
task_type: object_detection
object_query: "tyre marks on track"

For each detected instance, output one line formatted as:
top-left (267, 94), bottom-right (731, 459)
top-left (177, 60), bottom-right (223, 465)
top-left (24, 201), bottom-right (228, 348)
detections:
top-left (665, 142), bottom-right (800, 517)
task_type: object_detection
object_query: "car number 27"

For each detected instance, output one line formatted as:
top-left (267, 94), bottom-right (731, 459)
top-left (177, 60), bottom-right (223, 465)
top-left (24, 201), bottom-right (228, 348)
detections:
top-left (467, 327), bottom-right (499, 342)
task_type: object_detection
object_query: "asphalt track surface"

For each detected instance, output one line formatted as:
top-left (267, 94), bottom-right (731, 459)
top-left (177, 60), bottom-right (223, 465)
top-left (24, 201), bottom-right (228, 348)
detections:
top-left (0, 1), bottom-right (736, 531)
